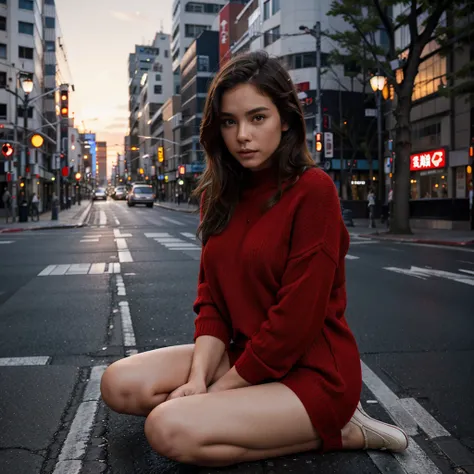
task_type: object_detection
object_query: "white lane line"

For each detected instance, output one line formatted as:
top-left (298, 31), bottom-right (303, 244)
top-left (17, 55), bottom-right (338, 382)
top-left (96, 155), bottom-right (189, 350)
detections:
top-left (108, 262), bottom-right (121, 274)
top-left (89, 263), bottom-right (106, 274)
top-left (80, 239), bottom-right (99, 243)
top-left (116, 274), bottom-right (126, 296)
top-left (399, 398), bottom-right (451, 439)
top-left (459, 268), bottom-right (474, 276)
top-left (115, 238), bottom-right (128, 250)
top-left (38, 265), bottom-right (56, 276)
top-left (145, 232), bottom-right (171, 238)
top-left (66, 264), bottom-right (91, 275)
top-left (0, 241), bottom-right (14, 244)
top-left (50, 264), bottom-right (71, 276)
top-left (163, 243), bottom-right (199, 248)
top-left (119, 250), bottom-right (133, 263)
top-left (0, 356), bottom-right (50, 366)
top-left (349, 241), bottom-right (378, 245)
top-left (394, 442), bottom-right (442, 474)
top-left (181, 232), bottom-right (197, 241)
top-left (53, 366), bottom-right (107, 474)
top-left (84, 234), bottom-right (102, 238)
top-left (99, 210), bottom-right (107, 225)
top-left (119, 301), bottom-right (136, 347)
top-left (113, 229), bottom-right (132, 238)
top-left (115, 218), bottom-right (120, 225)
top-left (361, 361), bottom-right (418, 435)
top-left (160, 216), bottom-right (185, 226)
top-left (458, 260), bottom-right (474, 265)
top-left (154, 238), bottom-right (186, 243)
top-left (170, 248), bottom-right (202, 251)
top-left (345, 254), bottom-right (360, 260)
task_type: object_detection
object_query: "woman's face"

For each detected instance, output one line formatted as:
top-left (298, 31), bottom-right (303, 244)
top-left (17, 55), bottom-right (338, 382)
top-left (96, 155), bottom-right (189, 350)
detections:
top-left (219, 83), bottom-right (288, 171)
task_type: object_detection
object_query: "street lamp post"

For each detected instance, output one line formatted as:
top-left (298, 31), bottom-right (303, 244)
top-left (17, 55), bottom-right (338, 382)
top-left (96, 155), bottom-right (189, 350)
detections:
top-left (370, 73), bottom-right (386, 203)
top-left (20, 74), bottom-right (34, 208)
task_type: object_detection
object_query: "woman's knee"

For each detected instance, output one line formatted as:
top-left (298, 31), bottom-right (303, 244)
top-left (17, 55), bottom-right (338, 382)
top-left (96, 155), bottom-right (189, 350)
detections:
top-left (145, 400), bottom-right (199, 463)
top-left (100, 360), bottom-right (154, 414)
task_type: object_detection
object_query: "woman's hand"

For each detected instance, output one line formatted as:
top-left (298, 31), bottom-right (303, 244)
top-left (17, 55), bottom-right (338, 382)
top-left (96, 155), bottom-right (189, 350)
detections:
top-left (207, 367), bottom-right (251, 393)
top-left (166, 378), bottom-right (207, 401)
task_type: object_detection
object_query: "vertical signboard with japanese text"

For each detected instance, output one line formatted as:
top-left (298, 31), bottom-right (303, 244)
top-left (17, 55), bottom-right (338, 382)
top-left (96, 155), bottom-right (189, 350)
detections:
top-left (219, 4), bottom-right (231, 67)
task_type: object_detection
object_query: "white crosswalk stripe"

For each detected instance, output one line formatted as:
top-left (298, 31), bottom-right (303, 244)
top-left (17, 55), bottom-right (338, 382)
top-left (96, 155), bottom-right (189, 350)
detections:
top-left (181, 232), bottom-right (197, 241)
top-left (145, 232), bottom-right (200, 251)
top-left (160, 216), bottom-right (185, 226)
top-left (38, 263), bottom-right (121, 276)
top-left (0, 241), bottom-right (14, 244)
top-left (346, 254), bottom-right (360, 260)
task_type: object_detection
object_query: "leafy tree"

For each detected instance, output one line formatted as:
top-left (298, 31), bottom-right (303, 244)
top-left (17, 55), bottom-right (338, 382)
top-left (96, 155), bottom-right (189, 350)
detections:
top-left (327, 0), bottom-right (468, 234)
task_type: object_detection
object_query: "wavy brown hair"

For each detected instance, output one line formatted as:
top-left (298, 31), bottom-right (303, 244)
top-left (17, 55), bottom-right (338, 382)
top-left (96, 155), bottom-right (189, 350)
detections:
top-left (194, 50), bottom-right (315, 243)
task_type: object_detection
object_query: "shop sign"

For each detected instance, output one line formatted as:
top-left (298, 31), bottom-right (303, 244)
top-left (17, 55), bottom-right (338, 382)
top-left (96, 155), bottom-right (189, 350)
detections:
top-left (410, 148), bottom-right (446, 171)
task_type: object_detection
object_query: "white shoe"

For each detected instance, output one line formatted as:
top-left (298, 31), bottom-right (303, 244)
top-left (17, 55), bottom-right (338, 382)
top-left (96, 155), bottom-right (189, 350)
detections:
top-left (350, 402), bottom-right (409, 452)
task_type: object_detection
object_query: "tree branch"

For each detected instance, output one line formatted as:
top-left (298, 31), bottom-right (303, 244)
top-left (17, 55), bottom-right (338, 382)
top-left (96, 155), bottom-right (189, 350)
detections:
top-left (372, 0), bottom-right (396, 58)
top-left (408, 0), bottom-right (418, 50)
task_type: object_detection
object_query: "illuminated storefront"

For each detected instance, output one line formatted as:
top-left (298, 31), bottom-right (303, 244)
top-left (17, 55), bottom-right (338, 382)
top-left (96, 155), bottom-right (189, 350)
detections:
top-left (409, 148), bottom-right (448, 199)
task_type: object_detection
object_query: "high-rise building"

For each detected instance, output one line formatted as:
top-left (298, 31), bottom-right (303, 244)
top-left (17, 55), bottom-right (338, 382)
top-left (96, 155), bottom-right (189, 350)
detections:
top-left (0, 0), bottom-right (70, 215)
top-left (128, 33), bottom-right (173, 180)
top-left (96, 141), bottom-right (107, 185)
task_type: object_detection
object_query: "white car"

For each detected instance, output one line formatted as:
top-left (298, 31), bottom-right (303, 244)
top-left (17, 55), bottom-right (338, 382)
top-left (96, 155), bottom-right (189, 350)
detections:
top-left (93, 188), bottom-right (107, 201)
top-left (127, 185), bottom-right (155, 208)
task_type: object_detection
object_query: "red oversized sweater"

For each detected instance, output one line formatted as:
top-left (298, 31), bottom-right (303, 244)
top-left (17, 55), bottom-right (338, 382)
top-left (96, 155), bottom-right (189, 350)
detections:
top-left (193, 167), bottom-right (360, 387)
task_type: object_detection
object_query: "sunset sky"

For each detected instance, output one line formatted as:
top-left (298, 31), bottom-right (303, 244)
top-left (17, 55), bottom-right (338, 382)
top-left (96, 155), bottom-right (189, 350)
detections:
top-left (55, 0), bottom-right (174, 176)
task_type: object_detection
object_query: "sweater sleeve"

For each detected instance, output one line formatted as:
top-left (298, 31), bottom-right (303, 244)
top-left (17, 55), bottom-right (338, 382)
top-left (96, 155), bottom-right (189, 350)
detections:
top-left (234, 170), bottom-right (342, 384)
top-left (193, 194), bottom-right (232, 348)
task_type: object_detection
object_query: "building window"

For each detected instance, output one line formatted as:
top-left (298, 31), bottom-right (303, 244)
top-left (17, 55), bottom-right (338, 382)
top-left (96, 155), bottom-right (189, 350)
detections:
top-left (45, 16), bottom-right (55, 28)
top-left (45, 41), bottom-right (55, 52)
top-left (185, 24), bottom-right (210, 38)
top-left (164, 49), bottom-right (169, 58)
top-left (44, 0), bottom-right (54, 4)
top-left (0, 72), bottom-right (6, 88)
top-left (0, 103), bottom-right (6, 119)
top-left (19, 46), bottom-right (33, 59)
top-left (0, 43), bottom-right (6, 59)
top-left (154, 85), bottom-right (162, 94)
top-left (18, 21), bottom-right (34, 35)
top-left (272, 0), bottom-right (280, 14)
top-left (0, 16), bottom-right (6, 31)
top-left (155, 74), bottom-right (161, 81)
top-left (0, 0), bottom-right (6, 4)
top-left (263, 1), bottom-right (270, 20)
top-left (197, 55), bottom-right (209, 72)
top-left (264, 26), bottom-right (280, 47)
top-left (19, 0), bottom-right (33, 10)
top-left (281, 52), bottom-right (329, 70)
top-left (45, 64), bottom-right (55, 75)
top-left (185, 2), bottom-right (223, 14)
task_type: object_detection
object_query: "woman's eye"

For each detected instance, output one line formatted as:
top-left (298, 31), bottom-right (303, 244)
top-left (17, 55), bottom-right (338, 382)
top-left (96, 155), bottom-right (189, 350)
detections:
top-left (222, 119), bottom-right (235, 127)
top-left (253, 115), bottom-right (265, 122)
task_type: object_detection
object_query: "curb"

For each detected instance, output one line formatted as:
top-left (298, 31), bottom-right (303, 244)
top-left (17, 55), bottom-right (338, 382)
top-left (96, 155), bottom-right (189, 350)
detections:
top-left (362, 233), bottom-right (474, 248)
top-left (0, 201), bottom-right (93, 234)
top-left (153, 203), bottom-right (198, 214)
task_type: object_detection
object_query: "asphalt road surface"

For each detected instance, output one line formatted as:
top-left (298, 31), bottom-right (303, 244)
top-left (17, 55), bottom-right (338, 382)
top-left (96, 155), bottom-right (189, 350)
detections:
top-left (1, 199), bottom-right (473, 474)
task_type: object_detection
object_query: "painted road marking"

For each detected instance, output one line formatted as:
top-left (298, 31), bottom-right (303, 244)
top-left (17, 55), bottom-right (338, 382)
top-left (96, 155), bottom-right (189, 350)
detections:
top-left (113, 229), bottom-right (131, 238)
top-left (38, 263), bottom-right (120, 276)
top-left (0, 241), bottom-right (14, 244)
top-left (118, 250), bottom-right (133, 263)
top-left (99, 210), bottom-right (107, 225)
top-left (345, 254), bottom-right (360, 260)
top-left (181, 232), bottom-right (197, 241)
top-left (119, 301), bottom-right (136, 347)
top-left (53, 365), bottom-right (106, 474)
top-left (80, 239), bottom-right (99, 243)
top-left (0, 356), bottom-right (50, 366)
top-left (384, 265), bottom-right (474, 286)
top-left (145, 232), bottom-right (171, 238)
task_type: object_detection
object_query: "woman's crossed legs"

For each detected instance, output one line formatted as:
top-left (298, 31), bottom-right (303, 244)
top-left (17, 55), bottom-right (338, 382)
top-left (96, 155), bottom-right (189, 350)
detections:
top-left (100, 344), bottom-right (364, 467)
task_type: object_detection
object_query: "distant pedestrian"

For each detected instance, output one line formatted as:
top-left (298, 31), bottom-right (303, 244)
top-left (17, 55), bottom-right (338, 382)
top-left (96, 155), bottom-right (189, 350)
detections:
top-left (2, 189), bottom-right (12, 223)
top-left (31, 193), bottom-right (40, 221)
top-left (101, 51), bottom-right (408, 467)
top-left (367, 189), bottom-right (376, 228)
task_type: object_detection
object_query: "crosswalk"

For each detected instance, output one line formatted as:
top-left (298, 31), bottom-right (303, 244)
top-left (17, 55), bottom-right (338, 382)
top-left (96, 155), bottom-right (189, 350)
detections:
top-left (144, 232), bottom-right (201, 251)
top-left (38, 262), bottom-right (121, 276)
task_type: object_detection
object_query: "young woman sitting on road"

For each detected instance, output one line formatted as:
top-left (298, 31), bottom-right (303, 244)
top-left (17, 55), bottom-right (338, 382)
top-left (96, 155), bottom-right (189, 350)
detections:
top-left (100, 51), bottom-right (408, 467)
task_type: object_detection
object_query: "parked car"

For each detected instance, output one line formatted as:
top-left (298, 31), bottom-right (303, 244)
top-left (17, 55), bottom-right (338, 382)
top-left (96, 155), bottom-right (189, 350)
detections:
top-left (93, 188), bottom-right (107, 201)
top-left (113, 186), bottom-right (128, 200)
top-left (127, 185), bottom-right (155, 208)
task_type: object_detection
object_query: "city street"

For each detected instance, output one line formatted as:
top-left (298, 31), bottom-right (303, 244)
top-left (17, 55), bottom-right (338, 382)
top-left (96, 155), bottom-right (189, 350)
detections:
top-left (0, 200), bottom-right (473, 474)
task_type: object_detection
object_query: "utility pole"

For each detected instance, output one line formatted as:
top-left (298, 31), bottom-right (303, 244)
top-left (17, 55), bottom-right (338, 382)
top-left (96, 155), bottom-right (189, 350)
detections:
top-left (23, 93), bottom-right (29, 205)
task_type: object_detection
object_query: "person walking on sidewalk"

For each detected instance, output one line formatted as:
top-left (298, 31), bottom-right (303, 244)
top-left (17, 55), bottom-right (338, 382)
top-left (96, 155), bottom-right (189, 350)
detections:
top-left (2, 188), bottom-right (12, 223)
top-left (368, 188), bottom-right (376, 228)
top-left (101, 51), bottom-right (408, 467)
top-left (30, 193), bottom-right (40, 221)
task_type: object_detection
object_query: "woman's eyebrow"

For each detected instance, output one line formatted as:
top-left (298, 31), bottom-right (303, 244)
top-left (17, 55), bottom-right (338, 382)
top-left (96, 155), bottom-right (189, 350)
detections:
top-left (220, 106), bottom-right (271, 117)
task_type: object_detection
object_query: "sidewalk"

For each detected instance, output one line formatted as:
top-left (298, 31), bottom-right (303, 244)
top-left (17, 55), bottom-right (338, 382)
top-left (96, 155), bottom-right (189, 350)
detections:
top-left (154, 201), bottom-right (199, 214)
top-left (349, 218), bottom-right (474, 247)
top-left (0, 200), bottom-right (92, 233)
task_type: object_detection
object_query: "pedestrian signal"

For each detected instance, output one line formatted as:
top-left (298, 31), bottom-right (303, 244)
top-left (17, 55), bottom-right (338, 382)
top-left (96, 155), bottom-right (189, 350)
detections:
top-left (1, 143), bottom-right (14, 158)
top-left (315, 133), bottom-right (323, 153)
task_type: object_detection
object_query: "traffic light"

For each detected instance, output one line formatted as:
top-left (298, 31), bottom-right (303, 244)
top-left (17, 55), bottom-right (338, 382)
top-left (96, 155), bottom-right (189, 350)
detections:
top-left (1, 143), bottom-right (14, 158)
top-left (60, 90), bottom-right (68, 118)
top-left (178, 165), bottom-right (186, 176)
top-left (75, 172), bottom-right (82, 181)
top-left (31, 134), bottom-right (44, 148)
top-left (315, 133), bottom-right (323, 153)
top-left (158, 146), bottom-right (164, 163)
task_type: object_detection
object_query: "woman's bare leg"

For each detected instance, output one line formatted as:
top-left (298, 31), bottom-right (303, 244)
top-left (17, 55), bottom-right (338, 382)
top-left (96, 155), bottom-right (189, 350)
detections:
top-left (144, 382), bottom-right (365, 467)
top-left (100, 344), bottom-right (230, 416)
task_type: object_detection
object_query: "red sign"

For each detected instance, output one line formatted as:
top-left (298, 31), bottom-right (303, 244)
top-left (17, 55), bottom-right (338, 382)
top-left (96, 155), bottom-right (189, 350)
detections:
top-left (410, 148), bottom-right (446, 171)
top-left (219, 4), bottom-right (231, 67)
top-left (61, 166), bottom-right (69, 177)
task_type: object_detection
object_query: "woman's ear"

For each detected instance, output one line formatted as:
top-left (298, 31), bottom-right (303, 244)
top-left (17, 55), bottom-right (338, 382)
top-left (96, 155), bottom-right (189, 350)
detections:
top-left (281, 121), bottom-right (289, 132)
